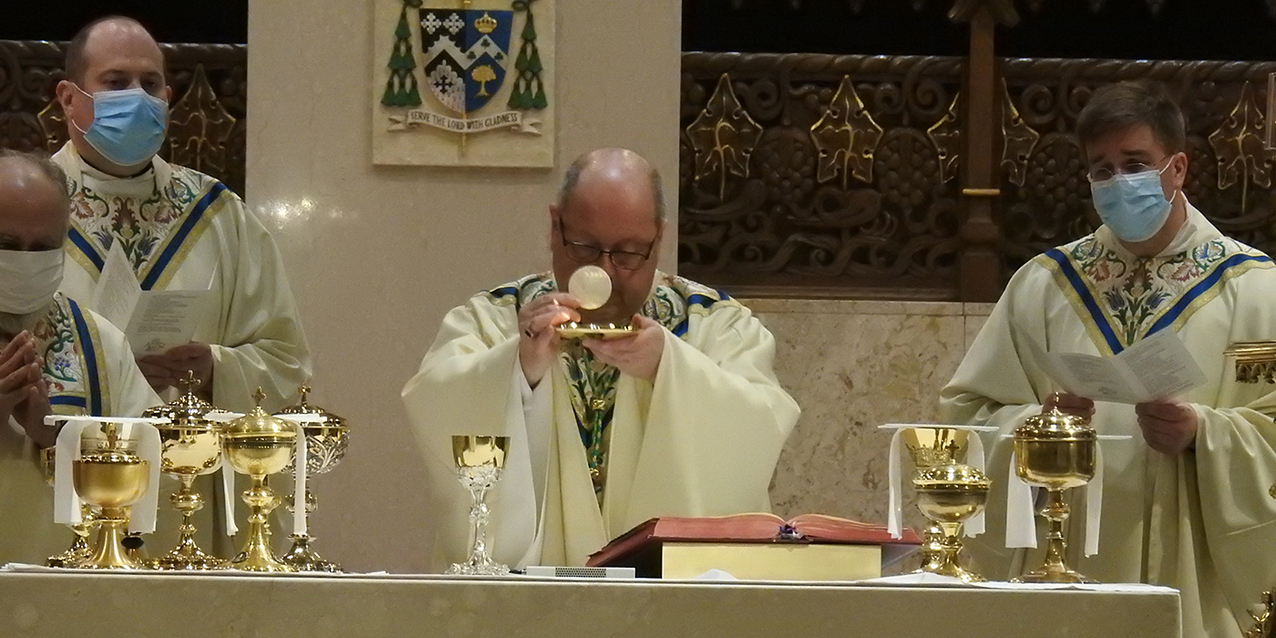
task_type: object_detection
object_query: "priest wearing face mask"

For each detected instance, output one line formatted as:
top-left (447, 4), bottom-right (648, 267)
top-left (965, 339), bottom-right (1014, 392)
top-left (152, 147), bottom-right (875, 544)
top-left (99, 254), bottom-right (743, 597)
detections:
top-left (402, 148), bottom-right (800, 569)
top-left (50, 16), bottom-right (311, 412)
top-left (0, 149), bottom-right (161, 563)
top-left (941, 81), bottom-right (1276, 638)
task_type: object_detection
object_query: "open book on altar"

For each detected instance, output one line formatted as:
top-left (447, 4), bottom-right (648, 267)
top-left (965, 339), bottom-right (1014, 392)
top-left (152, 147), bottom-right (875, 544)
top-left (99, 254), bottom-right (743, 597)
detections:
top-left (587, 514), bottom-right (921, 581)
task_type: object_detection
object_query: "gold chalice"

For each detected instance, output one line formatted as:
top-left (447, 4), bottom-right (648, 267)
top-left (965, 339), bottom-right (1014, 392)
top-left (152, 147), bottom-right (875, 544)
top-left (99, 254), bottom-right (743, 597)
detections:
top-left (38, 445), bottom-right (94, 567)
top-left (73, 423), bottom-right (151, 569)
top-left (275, 384), bottom-right (349, 573)
top-left (903, 427), bottom-right (988, 581)
top-left (222, 389), bottom-right (297, 572)
top-left (1012, 407), bottom-right (1098, 583)
top-left (144, 372), bottom-right (228, 570)
top-left (448, 435), bottom-right (511, 576)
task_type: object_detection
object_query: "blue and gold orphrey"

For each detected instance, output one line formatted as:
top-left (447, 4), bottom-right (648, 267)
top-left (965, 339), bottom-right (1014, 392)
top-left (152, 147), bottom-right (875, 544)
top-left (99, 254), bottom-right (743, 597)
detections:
top-left (419, 9), bottom-right (513, 114)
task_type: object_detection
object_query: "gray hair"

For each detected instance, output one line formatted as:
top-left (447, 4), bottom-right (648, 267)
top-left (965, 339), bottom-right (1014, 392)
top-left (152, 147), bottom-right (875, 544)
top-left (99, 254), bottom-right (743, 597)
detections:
top-left (0, 149), bottom-right (71, 210)
top-left (556, 149), bottom-right (666, 222)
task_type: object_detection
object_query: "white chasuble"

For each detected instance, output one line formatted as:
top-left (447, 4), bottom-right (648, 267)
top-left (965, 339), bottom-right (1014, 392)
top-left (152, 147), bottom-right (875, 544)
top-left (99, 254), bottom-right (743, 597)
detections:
top-left (52, 143), bottom-right (311, 413)
top-left (402, 271), bottom-right (799, 569)
top-left (942, 203), bottom-right (1276, 638)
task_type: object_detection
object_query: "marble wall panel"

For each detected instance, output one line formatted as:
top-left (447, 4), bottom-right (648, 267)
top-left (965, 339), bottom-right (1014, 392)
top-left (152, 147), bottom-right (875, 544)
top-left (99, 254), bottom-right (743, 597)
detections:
top-left (745, 300), bottom-right (995, 532)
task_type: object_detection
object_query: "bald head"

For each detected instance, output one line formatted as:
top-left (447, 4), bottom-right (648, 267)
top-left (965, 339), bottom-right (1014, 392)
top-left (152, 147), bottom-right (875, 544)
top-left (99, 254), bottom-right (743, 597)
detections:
top-left (557, 148), bottom-right (665, 224)
top-left (0, 150), bottom-right (71, 252)
top-left (550, 148), bottom-right (665, 323)
top-left (66, 16), bottom-right (164, 85)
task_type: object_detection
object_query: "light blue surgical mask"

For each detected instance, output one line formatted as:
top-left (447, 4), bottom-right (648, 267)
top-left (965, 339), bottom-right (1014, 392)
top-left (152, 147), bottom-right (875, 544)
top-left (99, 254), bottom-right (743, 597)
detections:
top-left (72, 85), bottom-right (168, 167)
top-left (1089, 161), bottom-right (1175, 243)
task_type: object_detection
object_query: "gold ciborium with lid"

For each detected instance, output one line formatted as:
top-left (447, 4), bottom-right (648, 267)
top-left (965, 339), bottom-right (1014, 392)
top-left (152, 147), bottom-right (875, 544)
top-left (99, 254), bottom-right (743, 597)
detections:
top-left (73, 422), bottom-right (152, 569)
top-left (143, 371), bottom-right (229, 570)
top-left (275, 384), bottom-right (348, 573)
top-left (222, 389), bottom-right (297, 572)
top-left (1012, 407), bottom-right (1098, 583)
top-left (903, 428), bottom-right (990, 582)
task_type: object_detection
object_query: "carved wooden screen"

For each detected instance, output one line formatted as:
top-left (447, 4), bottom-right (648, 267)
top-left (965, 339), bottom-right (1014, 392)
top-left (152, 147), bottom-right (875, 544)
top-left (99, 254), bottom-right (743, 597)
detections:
top-left (679, 54), bottom-right (965, 300)
top-left (0, 40), bottom-right (247, 195)
top-left (680, 1), bottom-right (1276, 301)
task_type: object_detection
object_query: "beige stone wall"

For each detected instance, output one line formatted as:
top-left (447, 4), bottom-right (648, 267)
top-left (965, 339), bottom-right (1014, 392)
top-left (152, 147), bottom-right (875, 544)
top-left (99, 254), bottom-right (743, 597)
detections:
top-left (247, 0), bottom-right (993, 574)
top-left (247, 0), bottom-right (681, 572)
top-left (749, 300), bottom-right (993, 530)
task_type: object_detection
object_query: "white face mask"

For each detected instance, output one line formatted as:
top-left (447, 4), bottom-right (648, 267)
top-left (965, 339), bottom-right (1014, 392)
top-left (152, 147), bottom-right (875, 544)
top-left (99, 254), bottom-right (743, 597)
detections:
top-left (0, 249), bottom-right (64, 314)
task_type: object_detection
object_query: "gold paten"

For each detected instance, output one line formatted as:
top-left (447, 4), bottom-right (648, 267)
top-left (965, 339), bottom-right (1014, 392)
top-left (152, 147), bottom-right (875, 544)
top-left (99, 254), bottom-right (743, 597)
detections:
top-left (903, 427), bottom-right (987, 582)
top-left (222, 389), bottom-right (297, 572)
top-left (39, 446), bottom-right (93, 567)
top-left (448, 435), bottom-right (511, 575)
top-left (275, 384), bottom-right (349, 573)
top-left (556, 321), bottom-right (635, 340)
top-left (143, 372), bottom-right (228, 570)
top-left (73, 423), bottom-right (150, 569)
top-left (1012, 407), bottom-right (1098, 583)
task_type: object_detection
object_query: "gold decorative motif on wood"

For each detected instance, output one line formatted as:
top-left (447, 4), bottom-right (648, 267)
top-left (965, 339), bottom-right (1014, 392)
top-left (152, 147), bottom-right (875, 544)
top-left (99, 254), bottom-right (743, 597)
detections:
top-left (1209, 82), bottom-right (1276, 213)
top-left (166, 65), bottom-right (238, 180)
top-left (927, 93), bottom-right (961, 184)
top-left (810, 76), bottom-right (884, 189)
top-left (999, 79), bottom-right (1040, 188)
top-left (686, 74), bottom-right (763, 200)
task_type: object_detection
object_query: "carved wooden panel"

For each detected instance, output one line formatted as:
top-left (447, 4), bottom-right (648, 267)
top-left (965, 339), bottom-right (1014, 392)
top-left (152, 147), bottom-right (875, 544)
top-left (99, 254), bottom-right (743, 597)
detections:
top-left (0, 40), bottom-right (247, 195)
top-left (680, 53), bottom-right (965, 299)
top-left (999, 58), bottom-right (1276, 273)
top-left (682, 52), bottom-right (1276, 299)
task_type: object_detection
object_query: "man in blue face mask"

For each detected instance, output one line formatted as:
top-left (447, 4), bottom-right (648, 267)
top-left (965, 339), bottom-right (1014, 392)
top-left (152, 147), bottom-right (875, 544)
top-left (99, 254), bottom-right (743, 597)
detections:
top-left (0, 149), bottom-right (160, 564)
top-left (50, 16), bottom-right (311, 414)
top-left (941, 81), bottom-right (1276, 638)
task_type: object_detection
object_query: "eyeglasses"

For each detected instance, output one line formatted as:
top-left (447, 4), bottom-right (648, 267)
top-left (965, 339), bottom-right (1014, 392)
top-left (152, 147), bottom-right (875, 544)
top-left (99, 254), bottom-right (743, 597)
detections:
top-left (557, 219), bottom-right (656, 271)
top-left (1086, 156), bottom-right (1171, 183)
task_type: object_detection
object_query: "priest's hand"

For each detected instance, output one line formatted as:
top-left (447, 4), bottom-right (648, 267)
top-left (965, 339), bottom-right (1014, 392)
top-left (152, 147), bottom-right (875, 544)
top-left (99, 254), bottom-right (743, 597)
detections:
top-left (138, 342), bottom-right (214, 397)
top-left (1135, 399), bottom-right (1197, 455)
top-left (1043, 391), bottom-right (1095, 419)
top-left (583, 315), bottom-right (664, 381)
top-left (0, 332), bottom-right (55, 447)
top-left (518, 293), bottom-right (581, 388)
top-left (13, 378), bottom-right (54, 448)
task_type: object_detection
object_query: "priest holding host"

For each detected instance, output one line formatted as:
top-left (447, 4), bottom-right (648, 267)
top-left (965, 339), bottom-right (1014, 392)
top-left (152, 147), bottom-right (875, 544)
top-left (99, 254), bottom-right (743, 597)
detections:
top-left (0, 149), bottom-right (161, 564)
top-left (50, 16), bottom-right (311, 412)
top-left (403, 148), bottom-right (800, 569)
top-left (942, 81), bottom-right (1276, 638)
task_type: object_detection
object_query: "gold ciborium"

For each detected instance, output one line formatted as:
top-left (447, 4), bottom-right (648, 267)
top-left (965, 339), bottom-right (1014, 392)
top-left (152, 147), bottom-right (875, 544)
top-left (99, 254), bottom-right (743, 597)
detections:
top-left (73, 423), bottom-right (151, 569)
top-left (1012, 407), bottom-right (1098, 583)
top-left (448, 435), bottom-right (510, 575)
top-left (903, 427), bottom-right (989, 582)
top-left (144, 372), bottom-right (228, 570)
top-left (222, 389), bottom-right (297, 572)
top-left (275, 384), bottom-right (349, 573)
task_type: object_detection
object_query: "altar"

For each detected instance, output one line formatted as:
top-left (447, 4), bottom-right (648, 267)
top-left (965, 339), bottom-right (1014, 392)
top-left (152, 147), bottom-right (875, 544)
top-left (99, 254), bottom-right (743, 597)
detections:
top-left (0, 571), bottom-right (1180, 637)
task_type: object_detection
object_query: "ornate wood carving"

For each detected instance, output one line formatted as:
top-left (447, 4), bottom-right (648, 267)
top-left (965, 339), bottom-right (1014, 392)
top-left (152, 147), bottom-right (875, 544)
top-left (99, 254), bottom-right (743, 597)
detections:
top-left (680, 53), bottom-right (966, 299)
top-left (0, 40), bottom-right (247, 195)
top-left (682, 52), bottom-right (1276, 299)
